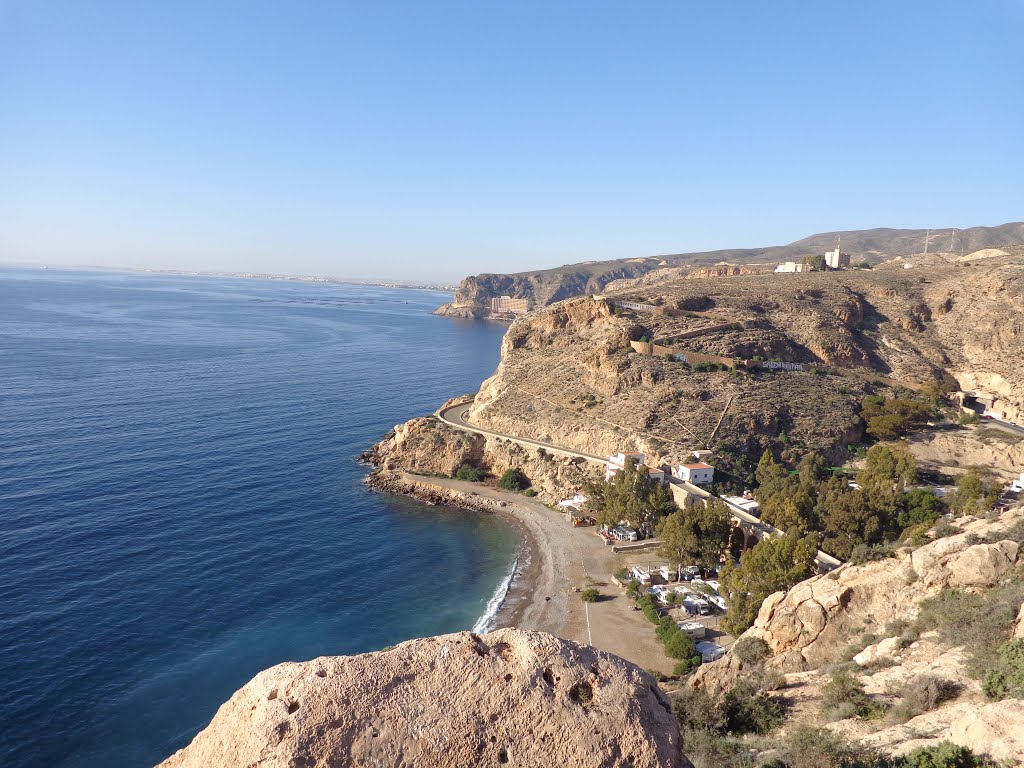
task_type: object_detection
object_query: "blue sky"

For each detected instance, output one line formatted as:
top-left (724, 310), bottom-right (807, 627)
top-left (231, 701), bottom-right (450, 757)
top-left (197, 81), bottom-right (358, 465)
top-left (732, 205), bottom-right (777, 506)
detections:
top-left (1, 1), bottom-right (1021, 282)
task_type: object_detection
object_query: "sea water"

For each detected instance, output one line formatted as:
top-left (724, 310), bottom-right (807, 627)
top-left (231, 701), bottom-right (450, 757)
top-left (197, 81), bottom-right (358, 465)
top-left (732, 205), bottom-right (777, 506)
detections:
top-left (0, 268), bottom-right (520, 768)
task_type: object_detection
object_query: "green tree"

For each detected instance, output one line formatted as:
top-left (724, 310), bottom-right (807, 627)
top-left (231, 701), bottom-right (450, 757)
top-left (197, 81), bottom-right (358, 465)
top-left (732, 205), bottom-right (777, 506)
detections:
top-left (820, 489), bottom-right (886, 560)
top-left (755, 450), bottom-right (789, 500)
top-left (497, 467), bottom-right (529, 491)
top-left (657, 499), bottom-right (732, 572)
top-left (950, 467), bottom-right (1001, 515)
top-left (760, 486), bottom-right (817, 533)
top-left (585, 457), bottom-right (675, 534)
top-left (899, 488), bottom-right (944, 530)
top-left (798, 452), bottom-right (828, 489)
top-left (857, 443), bottom-right (916, 516)
top-left (720, 530), bottom-right (818, 635)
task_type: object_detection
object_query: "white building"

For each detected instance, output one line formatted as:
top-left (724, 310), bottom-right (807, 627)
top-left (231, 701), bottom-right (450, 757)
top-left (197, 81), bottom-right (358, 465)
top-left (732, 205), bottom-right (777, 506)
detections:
top-left (605, 451), bottom-right (666, 485)
top-left (1011, 472), bottom-right (1024, 493)
top-left (824, 248), bottom-right (851, 269)
top-left (677, 462), bottom-right (714, 485)
top-left (722, 495), bottom-right (759, 516)
top-left (605, 451), bottom-right (646, 481)
top-left (558, 493), bottom-right (588, 508)
top-left (775, 261), bottom-right (805, 273)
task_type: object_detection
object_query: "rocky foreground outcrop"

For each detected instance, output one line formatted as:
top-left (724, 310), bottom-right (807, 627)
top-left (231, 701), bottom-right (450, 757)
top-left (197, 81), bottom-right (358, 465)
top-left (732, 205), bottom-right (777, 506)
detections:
top-left (157, 629), bottom-right (689, 768)
top-left (689, 506), bottom-right (1024, 761)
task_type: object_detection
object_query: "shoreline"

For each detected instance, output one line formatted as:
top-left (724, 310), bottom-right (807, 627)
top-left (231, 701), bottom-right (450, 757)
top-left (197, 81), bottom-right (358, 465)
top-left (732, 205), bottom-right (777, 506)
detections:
top-left (363, 467), bottom-right (682, 675)
top-left (363, 469), bottom-right (555, 635)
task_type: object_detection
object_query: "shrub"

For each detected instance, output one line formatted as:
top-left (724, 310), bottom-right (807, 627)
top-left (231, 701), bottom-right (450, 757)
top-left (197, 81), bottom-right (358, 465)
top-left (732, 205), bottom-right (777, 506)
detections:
top-left (981, 638), bottom-right (1024, 700)
top-left (636, 594), bottom-right (660, 624)
top-left (673, 657), bottom-right (701, 677)
top-left (614, 567), bottom-right (630, 581)
top-left (889, 676), bottom-right (961, 722)
top-left (721, 680), bottom-right (784, 734)
top-left (454, 463), bottom-right (484, 482)
top-left (775, 726), bottom-right (885, 768)
top-left (498, 468), bottom-right (529, 491)
top-left (849, 543), bottom-right (896, 564)
top-left (912, 583), bottom-right (1024, 683)
top-left (673, 686), bottom-right (727, 733)
top-left (732, 636), bottom-right (770, 665)
top-left (821, 669), bottom-right (887, 721)
top-left (580, 588), bottom-right (600, 603)
top-left (523, 488), bottom-right (537, 497)
top-left (899, 741), bottom-right (994, 768)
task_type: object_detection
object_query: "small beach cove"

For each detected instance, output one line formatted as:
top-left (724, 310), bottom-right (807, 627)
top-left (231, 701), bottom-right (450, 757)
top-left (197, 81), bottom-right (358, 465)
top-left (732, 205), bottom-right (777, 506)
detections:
top-left (372, 471), bottom-right (687, 676)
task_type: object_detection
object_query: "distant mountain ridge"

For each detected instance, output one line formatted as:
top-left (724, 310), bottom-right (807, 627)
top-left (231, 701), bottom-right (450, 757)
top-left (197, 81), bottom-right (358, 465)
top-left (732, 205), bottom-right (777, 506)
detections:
top-left (436, 222), bottom-right (1024, 315)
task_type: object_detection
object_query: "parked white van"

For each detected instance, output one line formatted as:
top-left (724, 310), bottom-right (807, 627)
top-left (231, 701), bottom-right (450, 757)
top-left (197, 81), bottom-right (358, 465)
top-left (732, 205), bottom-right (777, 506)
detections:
top-left (677, 620), bottom-right (706, 639)
top-left (696, 641), bottom-right (727, 663)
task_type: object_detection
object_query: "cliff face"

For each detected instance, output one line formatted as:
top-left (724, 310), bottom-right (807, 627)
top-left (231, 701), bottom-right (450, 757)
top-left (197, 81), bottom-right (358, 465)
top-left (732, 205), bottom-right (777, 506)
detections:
top-left (436, 260), bottom-right (662, 317)
top-left (157, 629), bottom-right (689, 768)
top-left (458, 250), bottom-right (1024, 471)
top-left (436, 223), bottom-right (1024, 314)
top-left (689, 505), bottom-right (1024, 762)
top-left (466, 294), bottom-right (872, 469)
top-left (367, 399), bottom-right (601, 502)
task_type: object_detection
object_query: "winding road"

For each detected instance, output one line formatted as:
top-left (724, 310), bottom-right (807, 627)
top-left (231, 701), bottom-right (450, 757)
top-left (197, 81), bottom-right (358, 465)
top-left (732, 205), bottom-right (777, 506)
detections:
top-left (437, 402), bottom-right (607, 463)
top-left (436, 399), bottom-right (843, 570)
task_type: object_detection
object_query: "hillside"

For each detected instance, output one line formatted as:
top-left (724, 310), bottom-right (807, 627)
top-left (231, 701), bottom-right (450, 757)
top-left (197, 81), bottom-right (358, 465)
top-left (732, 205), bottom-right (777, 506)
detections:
top-left (681, 505), bottom-right (1024, 765)
top-left (436, 222), bottom-right (1024, 317)
top-left (456, 247), bottom-right (1024, 482)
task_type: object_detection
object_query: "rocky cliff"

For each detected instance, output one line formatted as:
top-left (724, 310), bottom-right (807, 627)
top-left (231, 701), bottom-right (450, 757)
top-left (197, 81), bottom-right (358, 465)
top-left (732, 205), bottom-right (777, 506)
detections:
top-left (458, 248), bottom-right (1024, 473)
top-left (688, 505), bottom-right (1024, 763)
top-left (436, 222), bottom-right (1024, 315)
top-left (365, 398), bottom-right (601, 503)
top-left (157, 629), bottom-right (689, 768)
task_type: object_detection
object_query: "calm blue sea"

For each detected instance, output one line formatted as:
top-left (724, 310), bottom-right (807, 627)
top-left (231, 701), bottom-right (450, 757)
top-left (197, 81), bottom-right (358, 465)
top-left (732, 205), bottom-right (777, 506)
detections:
top-left (0, 268), bottom-right (518, 768)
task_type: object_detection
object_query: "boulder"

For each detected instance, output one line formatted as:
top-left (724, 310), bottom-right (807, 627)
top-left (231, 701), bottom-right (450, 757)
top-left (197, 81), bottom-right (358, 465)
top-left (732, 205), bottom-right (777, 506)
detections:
top-left (853, 636), bottom-right (903, 667)
top-left (157, 629), bottom-right (688, 768)
top-left (947, 699), bottom-right (1024, 763)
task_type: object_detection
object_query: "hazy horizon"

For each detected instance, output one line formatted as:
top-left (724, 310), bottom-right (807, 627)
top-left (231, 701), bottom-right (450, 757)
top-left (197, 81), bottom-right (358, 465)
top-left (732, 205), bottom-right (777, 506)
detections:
top-left (2, 2), bottom-right (1022, 283)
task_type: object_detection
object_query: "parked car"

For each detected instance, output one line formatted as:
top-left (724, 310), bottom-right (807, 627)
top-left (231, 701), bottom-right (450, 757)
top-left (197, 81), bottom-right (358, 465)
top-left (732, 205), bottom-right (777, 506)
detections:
top-left (696, 641), bottom-right (727, 663)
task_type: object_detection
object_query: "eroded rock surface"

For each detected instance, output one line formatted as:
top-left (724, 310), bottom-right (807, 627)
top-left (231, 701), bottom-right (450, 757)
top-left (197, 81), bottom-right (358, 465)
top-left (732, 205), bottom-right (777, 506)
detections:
top-left (738, 511), bottom-right (1022, 673)
top-left (157, 629), bottom-right (688, 768)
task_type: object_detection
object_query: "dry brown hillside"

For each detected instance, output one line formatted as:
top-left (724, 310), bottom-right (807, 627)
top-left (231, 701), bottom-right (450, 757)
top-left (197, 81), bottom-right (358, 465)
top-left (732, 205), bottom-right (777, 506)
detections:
top-left (466, 248), bottom-right (1024, 477)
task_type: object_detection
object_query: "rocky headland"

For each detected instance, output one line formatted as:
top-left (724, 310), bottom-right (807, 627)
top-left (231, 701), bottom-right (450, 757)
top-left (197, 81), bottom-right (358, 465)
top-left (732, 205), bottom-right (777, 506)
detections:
top-left (435, 223), bottom-right (1024, 318)
top-left (157, 629), bottom-right (689, 768)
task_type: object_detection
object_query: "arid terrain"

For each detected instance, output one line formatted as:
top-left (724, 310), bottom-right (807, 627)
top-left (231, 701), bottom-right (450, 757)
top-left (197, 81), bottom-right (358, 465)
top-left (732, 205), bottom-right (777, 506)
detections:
top-left (457, 247), bottom-right (1024, 484)
top-left (437, 223), bottom-right (1024, 318)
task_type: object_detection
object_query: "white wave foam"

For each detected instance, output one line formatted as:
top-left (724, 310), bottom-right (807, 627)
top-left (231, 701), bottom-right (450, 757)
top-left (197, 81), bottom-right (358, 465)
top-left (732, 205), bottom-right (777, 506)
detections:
top-left (472, 556), bottom-right (518, 634)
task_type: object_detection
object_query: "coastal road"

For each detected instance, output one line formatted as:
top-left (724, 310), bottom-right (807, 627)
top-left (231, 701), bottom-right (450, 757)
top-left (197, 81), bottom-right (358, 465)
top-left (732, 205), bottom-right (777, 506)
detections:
top-left (985, 418), bottom-right (1024, 438)
top-left (437, 399), bottom-right (843, 570)
top-left (436, 402), bottom-right (608, 464)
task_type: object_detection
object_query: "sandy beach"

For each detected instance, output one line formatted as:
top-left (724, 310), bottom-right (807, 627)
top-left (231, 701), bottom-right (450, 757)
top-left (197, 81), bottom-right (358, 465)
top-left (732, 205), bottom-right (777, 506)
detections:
top-left (393, 473), bottom-right (732, 676)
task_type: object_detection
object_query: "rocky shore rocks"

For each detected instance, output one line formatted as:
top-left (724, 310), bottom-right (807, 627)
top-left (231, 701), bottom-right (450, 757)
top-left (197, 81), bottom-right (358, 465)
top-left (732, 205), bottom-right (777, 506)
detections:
top-left (156, 629), bottom-right (689, 768)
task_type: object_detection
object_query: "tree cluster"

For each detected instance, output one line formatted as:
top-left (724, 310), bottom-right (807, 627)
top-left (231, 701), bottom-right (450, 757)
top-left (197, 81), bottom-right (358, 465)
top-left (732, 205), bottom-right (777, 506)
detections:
top-left (585, 458), bottom-right (676, 535)
top-left (755, 445), bottom-right (941, 560)
top-left (657, 499), bottom-right (733, 573)
top-left (860, 394), bottom-right (933, 440)
top-left (719, 529), bottom-right (818, 635)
